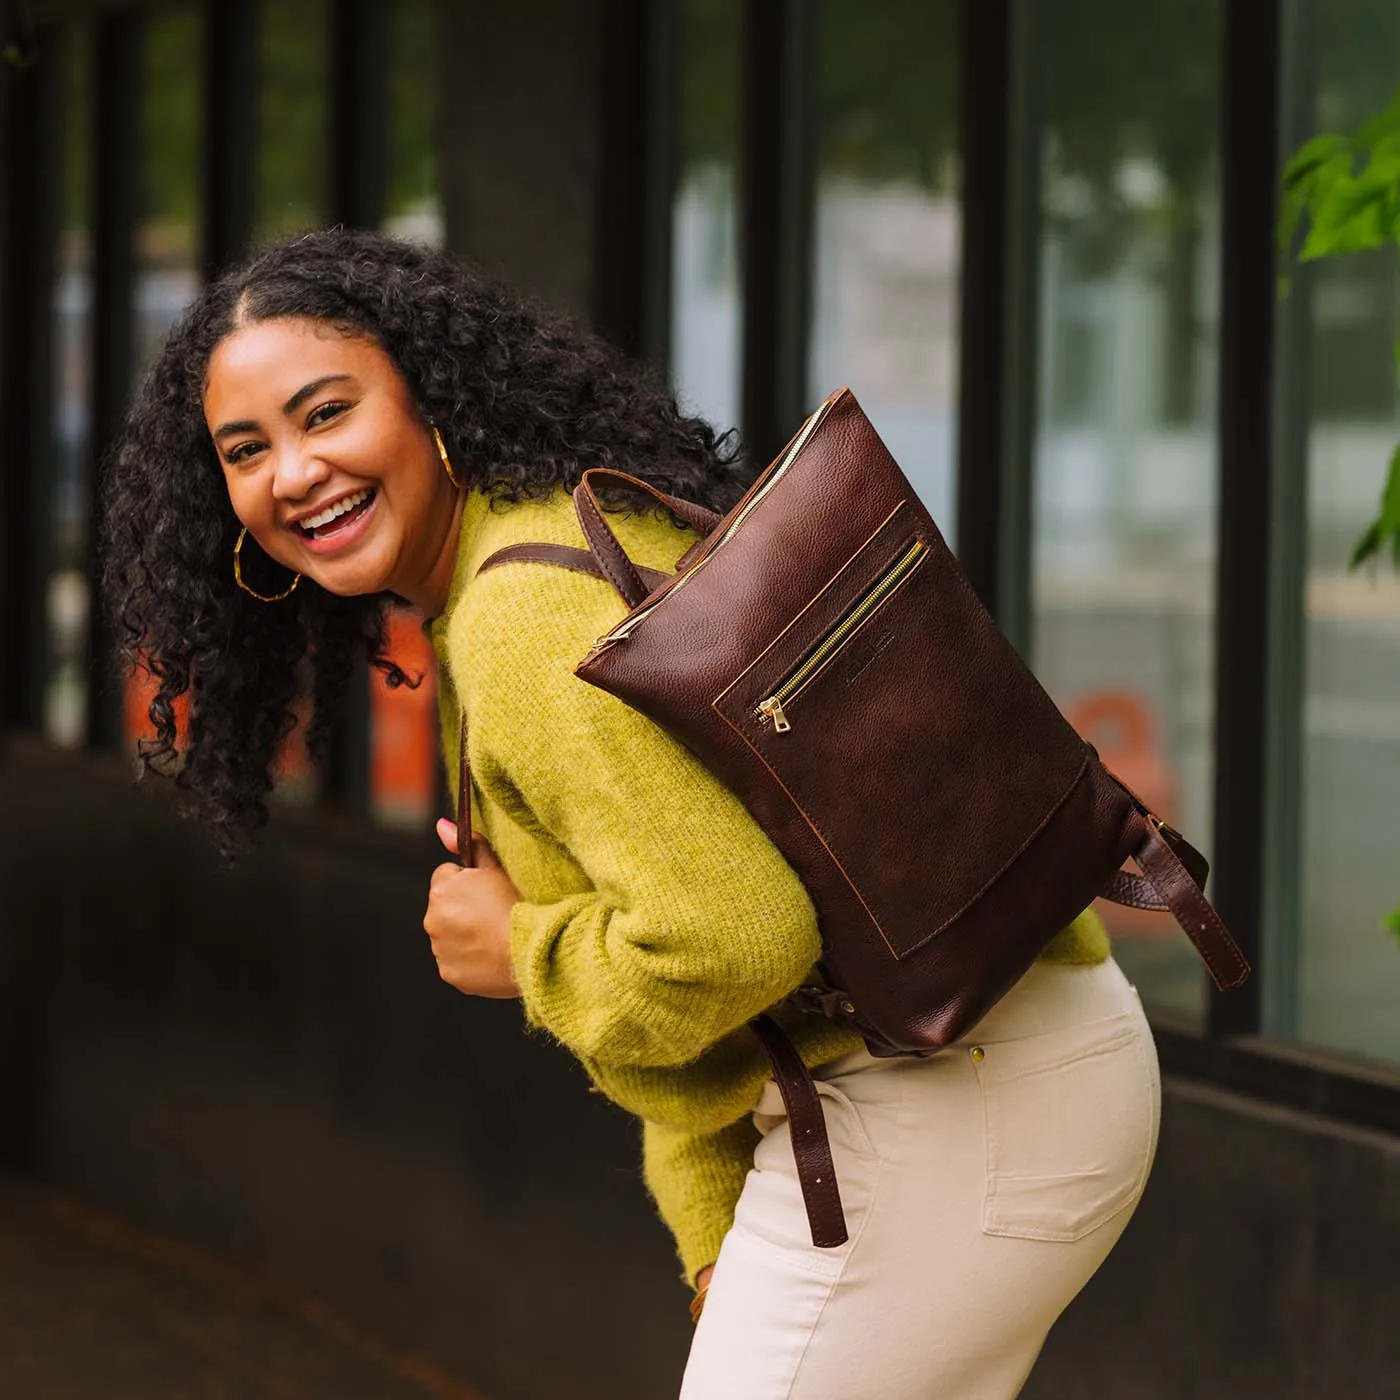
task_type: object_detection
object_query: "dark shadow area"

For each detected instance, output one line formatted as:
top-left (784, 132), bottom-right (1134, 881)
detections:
top-left (0, 739), bottom-right (693, 1400)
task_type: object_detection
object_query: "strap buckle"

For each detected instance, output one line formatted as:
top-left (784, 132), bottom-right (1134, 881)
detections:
top-left (789, 984), bottom-right (859, 1020)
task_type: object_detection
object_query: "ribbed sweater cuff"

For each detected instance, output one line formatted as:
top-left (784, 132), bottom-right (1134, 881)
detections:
top-left (643, 1117), bottom-right (759, 1289)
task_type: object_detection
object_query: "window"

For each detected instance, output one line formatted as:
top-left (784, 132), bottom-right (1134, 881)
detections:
top-left (1274, 0), bottom-right (1400, 1066)
top-left (123, 5), bottom-right (204, 755)
top-left (1019, 0), bottom-right (1223, 1024)
top-left (254, 0), bottom-right (329, 245)
top-left (808, 0), bottom-right (960, 528)
top-left (671, 0), bottom-right (742, 435)
top-left (44, 25), bottom-right (95, 748)
top-left (382, 0), bottom-right (443, 246)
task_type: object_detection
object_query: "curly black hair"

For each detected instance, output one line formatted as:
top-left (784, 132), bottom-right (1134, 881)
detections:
top-left (101, 227), bottom-right (749, 855)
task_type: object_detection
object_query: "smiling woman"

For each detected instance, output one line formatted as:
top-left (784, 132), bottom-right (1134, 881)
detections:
top-left (205, 321), bottom-right (464, 612)
top-left (101, 228), bottom-right (745, 856)
top-left (100, 226), bottom-right (1148, 1400)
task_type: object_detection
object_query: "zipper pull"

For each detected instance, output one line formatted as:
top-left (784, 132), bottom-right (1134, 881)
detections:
top-left (757, 696), bottom-right (791, 733)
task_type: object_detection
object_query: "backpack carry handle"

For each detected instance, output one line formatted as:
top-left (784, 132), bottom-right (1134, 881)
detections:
top-left (573, 469), bottom-right (721, 608)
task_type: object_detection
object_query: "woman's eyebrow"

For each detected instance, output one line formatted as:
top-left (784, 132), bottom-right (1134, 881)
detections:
top-left (212, 374), bottom-right (357, 440)
top-left (282, 373), bottom-right (356, 415)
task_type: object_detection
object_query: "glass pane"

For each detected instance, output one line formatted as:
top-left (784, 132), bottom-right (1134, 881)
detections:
top-left (254, 0), bottom-right (328, 244)
top-left (44, 26), bottom-right (95, 748)
top-left (124, 5), bottom-right (205, 754)
top-left (808, 0), bottom-right (960, 529)
top-left (135, 6), bottom-right (202, 376)
top-left (1023, 0), bottom-right (1222, 1023)
top-left (671, 0), bottom-right (741, 435)
top-left (383, 0), bottom-right (443, 245)
top-left (1289, 0), bottom-right (1400, 1066)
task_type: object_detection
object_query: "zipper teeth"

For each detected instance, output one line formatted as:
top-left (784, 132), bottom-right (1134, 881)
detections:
top-left (762, 539), bottom-right (927, 712)
top-left (593, 396), bottom-right (838, 647)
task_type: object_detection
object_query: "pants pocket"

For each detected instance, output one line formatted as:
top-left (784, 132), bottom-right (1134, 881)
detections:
top-left (752, 1076), bottom-right (879, 1169)
top-left (738, 1075), bottom-right (883, 1274)
top-left (972, 1008), bottom-right (1157, 1242)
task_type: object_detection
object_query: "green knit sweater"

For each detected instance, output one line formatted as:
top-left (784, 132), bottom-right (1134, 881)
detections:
top-left (429, 486), bottom-right (1110, 1286)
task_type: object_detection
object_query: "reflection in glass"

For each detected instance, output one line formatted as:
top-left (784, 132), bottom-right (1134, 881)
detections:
top-left (1290, 0), bottom-right (1400, 1066)
top-left (808, 0), bottom-right (960, 528)
top-left (45, 26), bottom-right (95, 747)
top-left (123, 7), bottom-right (205, 756)
top-left (1023, 0), bottom-right (1222, 1023)
top-left (135, 7), bottom-right (202, 377)
top-left (383, 0), bottom-right (443, 245)
top-left (254, 0), bottom-right (328, 244)
top-left (671, 0), bottom-right (741, 436)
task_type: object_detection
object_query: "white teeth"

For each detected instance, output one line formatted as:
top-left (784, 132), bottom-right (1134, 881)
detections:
top-left (302, 489), bottom-right (371, 532)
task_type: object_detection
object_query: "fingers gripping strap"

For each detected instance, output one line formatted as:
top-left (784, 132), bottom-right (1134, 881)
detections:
top-left (749, 1015), bottom-right (849, 1249)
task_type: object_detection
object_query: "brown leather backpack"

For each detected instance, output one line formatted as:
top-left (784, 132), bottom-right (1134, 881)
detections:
top-left (462, 386), bottom-right (1249, 1250)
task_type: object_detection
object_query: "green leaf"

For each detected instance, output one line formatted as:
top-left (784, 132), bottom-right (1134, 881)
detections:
top-left (1386, 905), bottom-right (1400, 948)
top-left (1349, 442), bottom-right (1400, 568)
top-left (1301, 173), bottom-right (1396, 258)
top-left (1282, 132), bottom-right (1349, 190)
top-left (1355, 88), bottom-right (1400, 149)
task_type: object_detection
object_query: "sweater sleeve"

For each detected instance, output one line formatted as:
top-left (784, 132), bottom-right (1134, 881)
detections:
top-left (643, 1116), bottom-right (758, 1288)
top-left (447, 565), bottom-right (824, 1071)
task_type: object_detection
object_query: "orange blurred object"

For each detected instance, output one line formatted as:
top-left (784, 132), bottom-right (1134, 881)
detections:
top-left (1066, 690), bottom-right (1180, 941)
top-left (369, 609), bottom-right (438, 827)
top-left (123, 662), bottom-right (189, 751)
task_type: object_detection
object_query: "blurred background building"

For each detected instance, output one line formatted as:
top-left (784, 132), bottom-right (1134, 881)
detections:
top-left (1, 0), bottom-right (1398, 1396)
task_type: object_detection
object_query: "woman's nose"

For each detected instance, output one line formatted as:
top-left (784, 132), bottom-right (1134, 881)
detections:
top-left (270, 445), bottom-right (331, 501)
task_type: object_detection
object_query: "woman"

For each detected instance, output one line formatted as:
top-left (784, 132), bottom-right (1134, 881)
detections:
top-left (103, 228), bottom-right (1160, 1399)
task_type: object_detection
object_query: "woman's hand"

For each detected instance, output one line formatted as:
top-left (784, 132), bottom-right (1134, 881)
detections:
top-left (424, 818), bottom-right (522, 998)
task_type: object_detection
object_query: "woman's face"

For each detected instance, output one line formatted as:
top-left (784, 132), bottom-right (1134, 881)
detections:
top-left (204, 316), bottom-right (463, 611)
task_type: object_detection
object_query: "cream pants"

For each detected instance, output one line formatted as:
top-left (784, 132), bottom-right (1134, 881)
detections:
top-left (680, 957), bottom-right (1160, 1399)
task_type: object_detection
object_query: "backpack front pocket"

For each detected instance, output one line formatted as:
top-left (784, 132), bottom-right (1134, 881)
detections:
top-left (752, 538), bottom-right (929, 734)
top-left (713, 501), bottom-right (1086, 961)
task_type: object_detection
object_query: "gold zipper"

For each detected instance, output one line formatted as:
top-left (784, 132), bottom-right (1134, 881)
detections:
top-left (588, 393), bottom-right (840, 651)
top-left (754, 539), bottom-right (927, 734)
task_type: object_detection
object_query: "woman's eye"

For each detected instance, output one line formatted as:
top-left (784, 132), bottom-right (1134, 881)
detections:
top-left (307, 400), bottom-right (349, 428)
top-left (225, 441), bottom-right (264, 465)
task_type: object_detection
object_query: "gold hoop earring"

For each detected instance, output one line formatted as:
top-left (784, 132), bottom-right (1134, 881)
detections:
top-left (433, 426), bottom-right (466, 490)
top-left (233, 527), bottom-right (302, 603)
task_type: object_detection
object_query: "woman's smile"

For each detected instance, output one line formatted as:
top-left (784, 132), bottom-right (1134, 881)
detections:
top-left (288, 484), bottom-right (380, 554)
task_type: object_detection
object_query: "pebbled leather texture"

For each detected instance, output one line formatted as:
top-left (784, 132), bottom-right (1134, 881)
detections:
top-left (476, 388), bottom-right (1250, 1252)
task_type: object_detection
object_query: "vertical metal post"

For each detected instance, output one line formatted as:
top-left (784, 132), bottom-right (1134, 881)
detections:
top-left (1208, 0), bottom-right (1282, 1037)
top-left (0, 24), bottom-right (56, 731)
top-left (953, 0), bottom-right (1012, 621)
top-left (320, 0), bottom-right (389, 817)
top-left (202, 0), bottom-right (258, 279)
top-left (1261, 0), bottom-right (1317, 1038)
top-left (593, 0), bottom-right (676, 366)
top-left (328, 0), bottom-right (387, 229)
top-left (738, 0), bottom-right (815, 469)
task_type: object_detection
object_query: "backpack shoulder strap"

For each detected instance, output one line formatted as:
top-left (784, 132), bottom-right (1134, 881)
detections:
top-left (455, 543), bottom-right (673, 865)
top-left (478, 542), bottom-right (672, 594)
